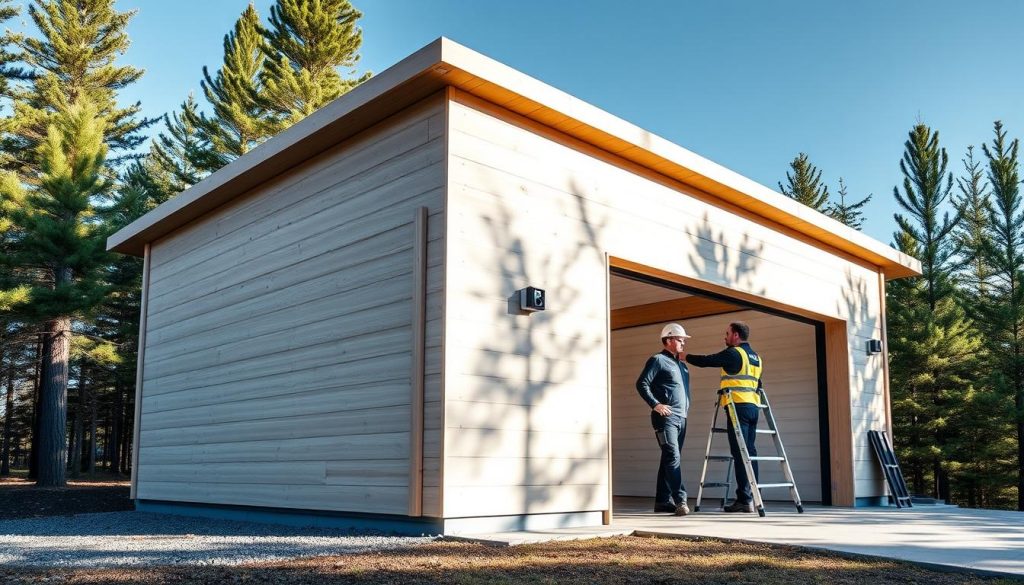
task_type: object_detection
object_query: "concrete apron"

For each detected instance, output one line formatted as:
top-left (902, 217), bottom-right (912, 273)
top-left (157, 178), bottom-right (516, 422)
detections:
top-left (448, 502), bottom-right (1024, 579)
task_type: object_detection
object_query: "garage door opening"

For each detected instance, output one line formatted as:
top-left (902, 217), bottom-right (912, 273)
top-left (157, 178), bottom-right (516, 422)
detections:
top-left (609, 268), bottom-right (831, 512)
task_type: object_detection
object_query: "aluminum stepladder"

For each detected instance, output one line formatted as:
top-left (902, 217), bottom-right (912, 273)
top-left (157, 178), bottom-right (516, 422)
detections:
top-left (695, 387), bottom-right (804, 517)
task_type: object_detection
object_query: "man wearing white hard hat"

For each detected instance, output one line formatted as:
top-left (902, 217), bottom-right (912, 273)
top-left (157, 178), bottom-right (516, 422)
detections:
top-left (635, 323), bottom-right (692, 516)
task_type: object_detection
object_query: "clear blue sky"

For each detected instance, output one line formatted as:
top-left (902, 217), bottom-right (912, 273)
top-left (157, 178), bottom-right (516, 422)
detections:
top-left (87, 1), bottom-right (1024, 243)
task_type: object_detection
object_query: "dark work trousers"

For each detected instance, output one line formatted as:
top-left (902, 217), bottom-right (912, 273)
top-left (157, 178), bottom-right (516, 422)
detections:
top-left (654, 417), bottom-right (687, 505)
top-left (726, 403), bottom-right (760, 504)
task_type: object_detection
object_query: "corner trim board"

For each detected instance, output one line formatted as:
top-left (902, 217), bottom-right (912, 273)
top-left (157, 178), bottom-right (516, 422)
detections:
top-left (130, 243), bottom-right (151, 499)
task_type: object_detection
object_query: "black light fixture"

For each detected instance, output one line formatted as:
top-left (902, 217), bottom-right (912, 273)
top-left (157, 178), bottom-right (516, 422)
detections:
top-left (866, 339), bottom-right (883, 355)
top-left (518, 287), bottom-right (546, 312)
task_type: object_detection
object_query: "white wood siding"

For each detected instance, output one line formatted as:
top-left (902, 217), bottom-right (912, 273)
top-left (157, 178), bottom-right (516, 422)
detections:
top-left (445, 90), bottom-right (888, 512)
top-left (137, 94), bottom-right (447, 516)
top-left (610, 311), bottom-right (822, 503)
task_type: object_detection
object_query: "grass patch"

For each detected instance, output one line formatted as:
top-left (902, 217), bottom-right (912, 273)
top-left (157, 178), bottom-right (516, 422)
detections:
top-left (0, 535), bottom-right (1015, 584)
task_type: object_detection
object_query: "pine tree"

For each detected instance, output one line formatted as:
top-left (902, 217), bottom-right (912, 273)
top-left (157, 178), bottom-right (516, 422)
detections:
top-left (980, 120), bottom-right (1024, 510)
top-left (192, 4), bottom-right (270, 168)
top-left (150, 94), bottom-right (213, 194)
top-left (953, 146), bottom-right (993, 302)
top-left (778, 153), bottom-right (830, 212)
top-left (0, 0), bottom-right (26, 99)
top-left (887, 231), bottom-right (932, 494)
top-left (889, 123), bottom-right (962, 501)
top-left (260, 0), bottom-right (371, 130)
top-left (827, 178), bottom-right (872, 229)
top-left (893, 124), bottom-right (959, 308)
top-left (6, 0), bottom-right (150, 168)
top-left (944, 145), bottom-right (1013, 508)
top-left (1, 100), bottom-right (110, 486)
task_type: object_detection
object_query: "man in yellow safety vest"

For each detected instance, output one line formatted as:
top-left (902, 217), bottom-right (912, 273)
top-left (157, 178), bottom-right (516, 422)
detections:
top-left (683, 321), bottom-right (762, 513)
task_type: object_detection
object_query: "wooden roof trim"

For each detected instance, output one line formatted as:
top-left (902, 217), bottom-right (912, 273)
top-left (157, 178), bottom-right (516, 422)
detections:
top-left (434, 39), bottom-right (919, 279)
top-left (107, 39), bottom-right (450, 256)
top-left (108, 37), bottom-right (921, 281)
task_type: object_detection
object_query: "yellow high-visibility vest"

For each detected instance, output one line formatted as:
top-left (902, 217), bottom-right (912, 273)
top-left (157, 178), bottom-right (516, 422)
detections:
top-left (719, 346), bottom-right (762, 406)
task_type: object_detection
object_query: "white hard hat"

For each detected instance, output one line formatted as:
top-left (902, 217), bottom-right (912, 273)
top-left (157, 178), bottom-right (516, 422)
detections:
top-left (660, 323), bottom-right (691, 339)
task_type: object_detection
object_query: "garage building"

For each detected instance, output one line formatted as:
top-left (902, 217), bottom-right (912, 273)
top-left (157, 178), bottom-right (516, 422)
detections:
top-left (108, 38), bottom-right (921, 534)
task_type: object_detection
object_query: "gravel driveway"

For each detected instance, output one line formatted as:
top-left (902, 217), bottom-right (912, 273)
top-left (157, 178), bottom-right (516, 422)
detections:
top-left (0, 511), bottom-right (436, 567)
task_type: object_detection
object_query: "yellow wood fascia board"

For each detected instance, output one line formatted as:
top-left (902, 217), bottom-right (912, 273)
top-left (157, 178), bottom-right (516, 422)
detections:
top-left (436, 39), bottom-right (920, 279)
top-left (108, 38), bottom-right (450, 256)
top-left (108, 36), bottom-right (921, 280)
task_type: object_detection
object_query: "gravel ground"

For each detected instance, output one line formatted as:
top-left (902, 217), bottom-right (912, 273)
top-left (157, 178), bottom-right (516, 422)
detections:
top-left (0, 511), bottom-right (436, 568)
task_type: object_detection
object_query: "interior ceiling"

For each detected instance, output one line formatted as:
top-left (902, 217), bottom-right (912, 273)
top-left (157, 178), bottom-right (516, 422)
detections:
top-left (610, 274), bottom-right (745, 330)
top-left (610, 274), bottom-right (690, 310)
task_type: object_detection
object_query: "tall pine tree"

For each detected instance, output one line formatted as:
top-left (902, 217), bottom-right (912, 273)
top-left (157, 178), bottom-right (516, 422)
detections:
top-left (150, 94), bottom-right (213, 194)
top-left (0, 0), bottom-right (145, 486)
top-left (192, 4), bottom-right (270, 168)
top-left (980, 120), bottom-right (1024, 510)
top-left (953, 146), bottom-right (993, 301)
top-left (260, 0), bottom-right (370, 131)
top-left (888, 123), bottom-right (964, 501)
top-left (944, 145), bottom-right (1013, 507)
top-left (7, 0), bottom-right (150, 168)
top-left (779, 152), bottom-right (830, 212)
top-left (827, 178), bottom-right (872, 229)
top-left (2, 100), bottom-right (110, 486)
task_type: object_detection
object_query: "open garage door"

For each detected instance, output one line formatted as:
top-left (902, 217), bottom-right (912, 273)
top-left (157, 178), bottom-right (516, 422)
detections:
top-left (608, 268), bottom-right (831, 507)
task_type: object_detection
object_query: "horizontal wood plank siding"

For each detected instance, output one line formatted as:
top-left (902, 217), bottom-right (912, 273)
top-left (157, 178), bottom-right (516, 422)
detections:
top-left (136, 94), bottom-right (446, 515)
top-left (446, 91), bottom-right (888, 510)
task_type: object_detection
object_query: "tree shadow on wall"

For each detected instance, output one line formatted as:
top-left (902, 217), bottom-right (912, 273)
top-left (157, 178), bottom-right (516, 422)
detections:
top-left (448, 174), bottom-right (610, 522)
top-left (838, 269), bottom-right (883, 440)
top-left (686, 212), bottom-right (767, 299)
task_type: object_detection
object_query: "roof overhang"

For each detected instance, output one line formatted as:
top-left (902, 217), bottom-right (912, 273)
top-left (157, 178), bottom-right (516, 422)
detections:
top-left (108, 37), bottom-right (921, 280)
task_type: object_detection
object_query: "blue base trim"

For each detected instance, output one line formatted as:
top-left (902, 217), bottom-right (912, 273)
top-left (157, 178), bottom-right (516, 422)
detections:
top-left (854, 496), bottom-right (889, 507)
top-left (136, 500), bottom-right (442, 535)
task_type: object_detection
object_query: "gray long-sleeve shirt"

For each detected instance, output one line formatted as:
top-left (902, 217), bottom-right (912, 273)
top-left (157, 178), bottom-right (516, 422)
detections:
top-left (636, 349), bottom-right (690, 426)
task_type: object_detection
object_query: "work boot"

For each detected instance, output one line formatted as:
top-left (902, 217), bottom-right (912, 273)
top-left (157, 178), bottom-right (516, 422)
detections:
top-left (653, 501), bottom-right (676, 513)
top-left (723, 501), bottom-right (754, 513)
top-left (674, 502), bottom-right (690, 516)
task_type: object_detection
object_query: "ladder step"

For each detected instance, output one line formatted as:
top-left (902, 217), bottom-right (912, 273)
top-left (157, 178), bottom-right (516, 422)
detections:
top-left (699, 389), bottom-right (805, 517)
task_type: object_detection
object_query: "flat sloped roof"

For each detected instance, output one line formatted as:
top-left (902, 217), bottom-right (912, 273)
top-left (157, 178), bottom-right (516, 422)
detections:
top-left (108, 37), bottom-right (920, 279)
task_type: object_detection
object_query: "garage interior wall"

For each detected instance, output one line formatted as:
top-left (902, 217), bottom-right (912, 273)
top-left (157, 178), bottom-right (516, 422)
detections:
top-left (610, 310), bottom-right (822, 503)
top-left (135, 94), bottom-right (447, 515)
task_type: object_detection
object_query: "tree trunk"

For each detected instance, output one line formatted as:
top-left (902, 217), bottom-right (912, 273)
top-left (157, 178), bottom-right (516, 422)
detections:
top-left (69, 367), bottom-right (85, 479)
top-left (1018, 389), bottom-right (1024, 511)
top-left (102, 416), bottom-right (111, 470)
top-left (119, 390), bottom-right (130, 475)
top-left (88, 385), bottom-right (97, 475)
top-left (28, 337), bottom-right (43, 480)
top-left (1, 361), bottom-right (14, 476)
top-left (36, 317), bottom-right (70, 487)
top-left (111, 389), bottom-right (122, 474)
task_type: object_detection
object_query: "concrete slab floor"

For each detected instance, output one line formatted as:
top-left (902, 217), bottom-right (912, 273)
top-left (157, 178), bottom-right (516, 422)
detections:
top-left (452, 497), bottom-right (1024, 579)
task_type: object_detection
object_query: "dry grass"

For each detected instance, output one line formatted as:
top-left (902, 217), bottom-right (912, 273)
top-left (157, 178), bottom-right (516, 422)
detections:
top-left (0, 469), bottom-right (129, 487)
top-left (0, 535), bottom-right (1016, 585)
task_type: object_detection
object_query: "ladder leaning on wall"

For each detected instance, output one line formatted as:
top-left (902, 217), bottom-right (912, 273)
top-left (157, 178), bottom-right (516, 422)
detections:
top-left (695, 387), bottom-right (805, 517)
